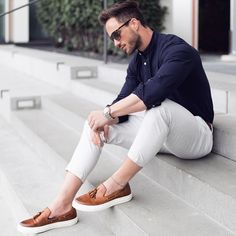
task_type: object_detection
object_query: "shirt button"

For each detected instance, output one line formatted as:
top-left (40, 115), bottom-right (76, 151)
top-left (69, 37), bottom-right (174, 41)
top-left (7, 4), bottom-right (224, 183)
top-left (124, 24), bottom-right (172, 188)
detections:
top-left (144, 62), bottom-right (147, 66)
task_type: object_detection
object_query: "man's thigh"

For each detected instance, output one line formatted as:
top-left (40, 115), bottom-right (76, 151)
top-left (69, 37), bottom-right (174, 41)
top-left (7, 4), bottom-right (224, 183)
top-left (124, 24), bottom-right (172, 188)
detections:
top-left (162, 100), bottom-right (213, 159)
top-left (107, 112), bottom-right (144, 149)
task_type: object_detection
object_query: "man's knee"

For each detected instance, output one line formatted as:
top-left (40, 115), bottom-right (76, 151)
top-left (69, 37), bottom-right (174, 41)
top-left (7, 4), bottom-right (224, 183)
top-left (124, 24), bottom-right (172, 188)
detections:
top-left (144, 101), bottom-right (171, 126)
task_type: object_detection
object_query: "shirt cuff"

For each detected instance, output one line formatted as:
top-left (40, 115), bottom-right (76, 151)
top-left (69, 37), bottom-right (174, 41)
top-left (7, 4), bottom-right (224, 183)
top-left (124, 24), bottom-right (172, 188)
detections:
top-left (132, 85), bottom-right (162, 110)
top-left (117, 115), bottom-right (129, 123)
top-left (132, 90), bottom-right (153, 110)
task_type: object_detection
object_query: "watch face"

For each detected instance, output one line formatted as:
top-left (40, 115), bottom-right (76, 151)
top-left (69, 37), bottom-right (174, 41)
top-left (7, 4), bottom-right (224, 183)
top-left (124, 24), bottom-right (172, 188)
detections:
top-left (104, 107), bottom-right (109, 113)
top-left (103, 106), bottom-right (113, 120)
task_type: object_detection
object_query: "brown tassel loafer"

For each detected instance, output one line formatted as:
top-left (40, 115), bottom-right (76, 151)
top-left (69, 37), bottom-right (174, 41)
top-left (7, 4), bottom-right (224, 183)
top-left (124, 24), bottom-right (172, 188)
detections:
top-left (72, 183), bottom-right (132, 212)
top-left (17, 207), bottom-right (78, 234)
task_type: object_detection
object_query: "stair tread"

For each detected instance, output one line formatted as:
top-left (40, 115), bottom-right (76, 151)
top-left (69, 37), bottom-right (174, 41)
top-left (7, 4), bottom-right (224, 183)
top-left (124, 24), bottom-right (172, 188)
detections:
top-left (0, 45), bottom-right (102, 66)
top-left (45, 93), bottom-right (236, 188)
top-left (0, 66), bottom-right (62, 97)
top-left (212, 114), bottom-right (236, 161)
top-left (40, 94), bottom-right (236, 233)
top-left (78, 78), bottom-right (121, 95)
top-left (43, 92), bottom-right (236, 199)
top-left (214, 114), bottom-right (236, 133)
top-left (64, 76), bottom-right (236, 162)
top-left (88, 152), bottom-right (234, 236)
top-left (0, 190), bottom-right (22, 236)
top-left (0, 116), bottom-right (114, 236)
top-left (0, 115), bottom-right (232, 235)
top-left (0, 46), bottom-right (236, 234)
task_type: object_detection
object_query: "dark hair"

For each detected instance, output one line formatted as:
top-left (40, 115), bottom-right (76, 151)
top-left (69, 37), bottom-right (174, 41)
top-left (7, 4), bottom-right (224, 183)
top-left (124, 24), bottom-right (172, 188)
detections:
top-left (99, 1), bottom-right (146, 26)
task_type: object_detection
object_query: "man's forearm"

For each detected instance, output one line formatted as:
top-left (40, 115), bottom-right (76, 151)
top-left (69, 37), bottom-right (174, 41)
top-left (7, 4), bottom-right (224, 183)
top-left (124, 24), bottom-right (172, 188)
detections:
top-left (110, 94), bottom-right (146, 118)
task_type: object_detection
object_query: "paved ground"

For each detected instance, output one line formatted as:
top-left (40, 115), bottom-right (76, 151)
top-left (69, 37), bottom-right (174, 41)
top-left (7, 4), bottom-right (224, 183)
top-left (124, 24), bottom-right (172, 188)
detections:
top-left (202, 55), bottom-right (236, 75)
top-left (16, 45), bottom-right (236, 75)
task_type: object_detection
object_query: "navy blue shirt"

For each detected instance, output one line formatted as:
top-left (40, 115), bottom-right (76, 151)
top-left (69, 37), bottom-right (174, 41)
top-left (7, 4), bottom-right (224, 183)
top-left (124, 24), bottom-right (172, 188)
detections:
top-left (112, 31), bottom-right (214, 124)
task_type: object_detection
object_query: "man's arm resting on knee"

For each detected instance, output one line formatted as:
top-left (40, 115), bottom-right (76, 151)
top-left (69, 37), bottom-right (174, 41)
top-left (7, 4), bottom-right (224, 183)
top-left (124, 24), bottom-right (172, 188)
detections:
top-left (87, 94), bottom-right (145, 133)
top-left (110, 94), bottom-right (146, 118)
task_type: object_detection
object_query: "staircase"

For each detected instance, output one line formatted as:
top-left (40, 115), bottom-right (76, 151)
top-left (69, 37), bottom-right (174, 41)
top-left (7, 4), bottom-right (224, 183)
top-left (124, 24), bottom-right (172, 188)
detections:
top-left (0, 45), bottom-right (236, 236)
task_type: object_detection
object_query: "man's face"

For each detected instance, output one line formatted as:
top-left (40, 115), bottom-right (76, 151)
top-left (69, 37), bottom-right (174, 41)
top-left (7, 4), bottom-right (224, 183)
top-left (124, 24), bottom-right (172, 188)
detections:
top-left (105, 17), bottom-right (141, 55)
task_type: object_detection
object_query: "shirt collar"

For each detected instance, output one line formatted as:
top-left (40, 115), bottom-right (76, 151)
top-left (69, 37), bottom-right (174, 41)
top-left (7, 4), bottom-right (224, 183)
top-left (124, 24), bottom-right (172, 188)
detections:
top-left (138, 31), bottom-right (157, 57)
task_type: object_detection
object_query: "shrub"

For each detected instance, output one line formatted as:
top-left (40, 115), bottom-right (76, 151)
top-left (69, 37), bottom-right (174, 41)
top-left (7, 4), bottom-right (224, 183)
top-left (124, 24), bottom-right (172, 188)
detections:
top-left (36, 0), bottom-right (167, 53)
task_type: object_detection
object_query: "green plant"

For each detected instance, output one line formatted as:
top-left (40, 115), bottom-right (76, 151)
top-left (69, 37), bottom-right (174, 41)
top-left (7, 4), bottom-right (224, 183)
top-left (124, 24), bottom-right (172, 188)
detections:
top-left (36, 0), bottom-right (167, 53)
top-left (0, 2), bottom-right (5, 41)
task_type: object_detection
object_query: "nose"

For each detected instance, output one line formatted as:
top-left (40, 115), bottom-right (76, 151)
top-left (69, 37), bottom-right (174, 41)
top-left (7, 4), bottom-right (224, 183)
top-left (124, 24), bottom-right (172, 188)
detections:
top-left (113, 39), bottom-right (121, 48)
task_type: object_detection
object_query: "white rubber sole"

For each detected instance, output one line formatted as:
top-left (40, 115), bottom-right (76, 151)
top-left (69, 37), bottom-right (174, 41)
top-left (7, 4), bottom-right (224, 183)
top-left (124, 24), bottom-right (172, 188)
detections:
top-left (17, 216), bottom-right (78, 234)
top-left (72, 193), bottom-right (133, 212)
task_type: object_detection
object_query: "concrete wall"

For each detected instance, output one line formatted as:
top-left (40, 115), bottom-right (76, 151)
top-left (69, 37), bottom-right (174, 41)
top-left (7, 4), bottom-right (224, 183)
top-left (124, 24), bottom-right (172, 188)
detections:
top-left (161, 0), bottom-right (198, 48)
top-left (4, 0), bottom-right (29, 43)
top-left (173, 0), bottom-right (193, 46)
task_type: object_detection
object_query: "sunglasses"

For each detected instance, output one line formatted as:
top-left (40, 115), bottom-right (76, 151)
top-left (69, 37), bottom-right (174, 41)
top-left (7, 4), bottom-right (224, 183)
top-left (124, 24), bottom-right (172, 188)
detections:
top-left (110, 19), bottom-right (132, 42)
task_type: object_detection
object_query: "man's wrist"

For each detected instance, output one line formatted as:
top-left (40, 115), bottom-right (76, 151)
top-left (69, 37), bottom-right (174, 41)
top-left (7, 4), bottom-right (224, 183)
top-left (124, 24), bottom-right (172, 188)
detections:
top-left (103, 106), bottom-right (115, 120)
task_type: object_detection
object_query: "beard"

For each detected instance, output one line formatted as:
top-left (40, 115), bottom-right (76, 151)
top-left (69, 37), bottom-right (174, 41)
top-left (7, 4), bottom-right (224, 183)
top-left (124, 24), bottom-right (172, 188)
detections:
top-left (125, 33), bottom-right (141, 55)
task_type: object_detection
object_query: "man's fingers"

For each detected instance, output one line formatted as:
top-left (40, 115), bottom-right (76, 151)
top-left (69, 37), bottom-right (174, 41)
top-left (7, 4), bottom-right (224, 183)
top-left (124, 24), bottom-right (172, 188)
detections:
top-left (90, 130), bottom-right (103, 147)
top-left (104, 125), bottom-right (109, 142)
top-left (91, 130), bottom-right (98, 144)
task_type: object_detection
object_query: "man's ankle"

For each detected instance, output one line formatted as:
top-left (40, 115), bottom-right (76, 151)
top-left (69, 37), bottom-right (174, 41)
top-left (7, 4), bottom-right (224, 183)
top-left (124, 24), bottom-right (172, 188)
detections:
top-left (48, 203), bottom-right (72, 218)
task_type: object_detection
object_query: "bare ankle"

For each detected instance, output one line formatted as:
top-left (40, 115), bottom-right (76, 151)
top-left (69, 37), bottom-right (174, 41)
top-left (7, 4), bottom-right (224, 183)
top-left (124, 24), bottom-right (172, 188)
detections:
top-left (110, 176), bottom-right (126, 188)
top-left (49, 201), bottom-right (72, 218)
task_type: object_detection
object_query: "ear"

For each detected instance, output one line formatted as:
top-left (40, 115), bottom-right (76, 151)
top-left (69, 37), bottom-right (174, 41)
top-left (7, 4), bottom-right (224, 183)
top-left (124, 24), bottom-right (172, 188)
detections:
top-left (130, 18), bottom-right (140, 31)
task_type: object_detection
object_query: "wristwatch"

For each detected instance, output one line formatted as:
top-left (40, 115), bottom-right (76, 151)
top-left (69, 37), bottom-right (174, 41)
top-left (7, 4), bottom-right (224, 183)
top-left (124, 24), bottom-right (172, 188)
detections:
top-left (103, 106), bottom-right (115, 120)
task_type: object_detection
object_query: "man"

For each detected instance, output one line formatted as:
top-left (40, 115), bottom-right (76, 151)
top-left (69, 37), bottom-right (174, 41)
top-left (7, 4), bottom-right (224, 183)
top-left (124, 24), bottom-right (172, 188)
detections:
top-left (17, 1), bottom-right (214, 234)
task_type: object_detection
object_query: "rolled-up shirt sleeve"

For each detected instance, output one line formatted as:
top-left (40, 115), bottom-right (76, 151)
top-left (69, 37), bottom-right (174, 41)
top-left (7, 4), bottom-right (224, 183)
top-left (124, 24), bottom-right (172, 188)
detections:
top-left (133, 44), bottom-right (195, 109)
top-left (110, 61), bottom-right (139, 123)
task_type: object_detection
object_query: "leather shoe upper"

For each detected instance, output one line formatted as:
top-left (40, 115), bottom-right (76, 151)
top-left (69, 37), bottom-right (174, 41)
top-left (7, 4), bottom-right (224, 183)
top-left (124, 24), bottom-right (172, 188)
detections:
top-left (75, 183), bottom-right (131, 206)
top-left (20, 207), bottom-right (77, 227)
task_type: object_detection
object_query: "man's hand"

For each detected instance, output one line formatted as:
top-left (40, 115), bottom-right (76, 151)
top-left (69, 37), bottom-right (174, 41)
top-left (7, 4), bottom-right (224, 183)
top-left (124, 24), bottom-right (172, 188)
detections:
top-left (88, 109), bottom-right (118, 147)
top-left (90, 125), bottom-right (109, 147)
top-left (88, 110), bottom-right (109, 132)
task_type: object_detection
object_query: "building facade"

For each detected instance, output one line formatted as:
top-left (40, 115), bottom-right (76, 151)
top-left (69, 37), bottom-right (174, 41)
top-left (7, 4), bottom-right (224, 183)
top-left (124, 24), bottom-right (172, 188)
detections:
top-left (0, 0), bottom-right (29, 43)
top-left (161, 0), bottom-right (233, 55)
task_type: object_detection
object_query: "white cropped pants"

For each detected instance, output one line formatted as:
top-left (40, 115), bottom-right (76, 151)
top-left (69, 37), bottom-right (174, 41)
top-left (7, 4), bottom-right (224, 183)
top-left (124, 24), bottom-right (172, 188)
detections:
top-left (66, 99), bottom-right (213, 182)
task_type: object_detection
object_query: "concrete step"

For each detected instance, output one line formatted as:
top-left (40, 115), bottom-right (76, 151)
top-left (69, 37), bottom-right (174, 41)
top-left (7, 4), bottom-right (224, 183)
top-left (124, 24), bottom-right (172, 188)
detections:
top-left (97, 62), bottom-right (236, 115)
top-left (1, 56), bottom-right (236, 232)
top-left (0, 116), bottom-right (114, 236)
top-left (6, 105), bottom-right (234, 235)
top-left (65, 77), bottom-right (236, 163)
top-left (68, 79), bottom-right (120, 107)
top-left (212, 114), bottom-right (236, 161)
top-left (0, 46), bottom-right (235, 232)
top-left (0, 45), bottom-right (102, 67)
top-left (0, 45), bottom-right (102, 87)
top-left (0, 173), bottom-right (22, 236)
top-left (204, 61), bottom-right (236, 75)
top-left (0, 65), bottom-right (62, 121)
top-left (0, 65), bottom-right (62, 96)
top-left (1, 45), bottom-right (236, 115)
top-left (98, 63), bottom-right (127, 86)
top-left (206, 71), bottom-right (236, 114)
top-left (39, 92), bottom-right (236, 233)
